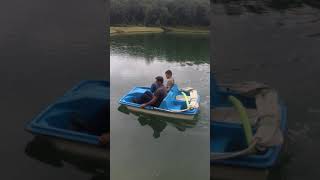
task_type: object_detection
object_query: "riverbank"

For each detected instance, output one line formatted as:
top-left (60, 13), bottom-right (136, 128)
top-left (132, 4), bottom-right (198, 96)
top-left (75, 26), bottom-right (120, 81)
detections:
top-left (110, 26), bottom-right (209, 36)
top-left (163, 27), bottom-right (209, 34)
top-left (110, 26), bottom-right (163, 35)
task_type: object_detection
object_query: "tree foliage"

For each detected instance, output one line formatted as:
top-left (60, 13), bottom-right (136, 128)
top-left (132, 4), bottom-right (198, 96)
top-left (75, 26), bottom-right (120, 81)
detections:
top-left (110, 0), bottom-right (210, 26)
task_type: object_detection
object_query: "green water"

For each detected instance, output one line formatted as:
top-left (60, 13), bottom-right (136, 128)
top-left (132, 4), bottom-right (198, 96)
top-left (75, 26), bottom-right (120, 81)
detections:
top-left (110, 33), bottom-right (210, 180)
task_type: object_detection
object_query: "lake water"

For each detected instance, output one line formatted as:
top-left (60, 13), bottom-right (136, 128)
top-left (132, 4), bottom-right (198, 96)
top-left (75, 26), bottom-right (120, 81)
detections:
top-left (110, 33), bottom-right (210, 180)
top-left (212, 1), bottom-right (320, 179)
top-left (0, 0), bottom-right (107, 179)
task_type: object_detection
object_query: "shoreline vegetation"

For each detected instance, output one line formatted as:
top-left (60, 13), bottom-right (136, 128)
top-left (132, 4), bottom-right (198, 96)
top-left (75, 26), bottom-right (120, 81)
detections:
top-left (110, 26), bottom-right (209, 36)
top-left (110, 0), bottom-right (209, 36)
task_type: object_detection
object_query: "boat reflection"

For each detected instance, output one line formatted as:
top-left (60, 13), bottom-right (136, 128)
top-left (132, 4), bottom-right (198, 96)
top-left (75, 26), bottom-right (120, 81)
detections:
top-left (118, 105), bottom-right (198, 138)
top-left (25, 136), bottom-right (109, 180)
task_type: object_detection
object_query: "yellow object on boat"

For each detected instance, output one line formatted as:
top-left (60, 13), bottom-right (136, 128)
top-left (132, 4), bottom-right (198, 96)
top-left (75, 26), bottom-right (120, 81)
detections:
top-left (181, 92), bottom-right (190, 109)
top-left (228, 95), bottom-right (253, 146)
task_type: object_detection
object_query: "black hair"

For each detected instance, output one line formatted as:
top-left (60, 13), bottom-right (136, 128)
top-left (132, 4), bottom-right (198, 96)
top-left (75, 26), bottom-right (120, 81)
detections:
top-left (155, 76), bottom-right (164, 84)
top-left (165, 70), bottom-right (172, 76)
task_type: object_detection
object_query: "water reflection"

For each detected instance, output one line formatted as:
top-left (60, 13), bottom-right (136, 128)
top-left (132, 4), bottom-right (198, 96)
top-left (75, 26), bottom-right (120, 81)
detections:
top-left (111, 33), bottom-right (209, 64)
top-left (25, 137), bottom-right (108, 180)
top-left (118, 105), bottom-right (197, 139)
top-left (111, 33), bottom-right (209, 180)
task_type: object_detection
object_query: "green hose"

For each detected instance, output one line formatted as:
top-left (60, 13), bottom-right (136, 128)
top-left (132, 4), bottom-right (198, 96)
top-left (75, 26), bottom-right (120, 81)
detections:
top-left (228, 96), bottom-right (253, 146)
top-left (181, 92), bottom-right (190, 109)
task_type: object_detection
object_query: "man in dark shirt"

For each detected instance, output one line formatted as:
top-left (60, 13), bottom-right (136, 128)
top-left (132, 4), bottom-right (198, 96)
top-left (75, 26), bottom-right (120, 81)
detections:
top-left (141, 76), bottom-right (167, 108)
top-left (150, 81), bottom-right (159, 93)
top-left (133, 78), bottom-right (159, 104)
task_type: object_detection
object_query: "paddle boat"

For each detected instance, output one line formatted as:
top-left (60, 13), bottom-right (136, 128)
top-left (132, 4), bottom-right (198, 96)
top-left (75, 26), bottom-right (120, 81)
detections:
top-left (25, 80), bottom-right (109, 161)
top-left (119, 84), bottom-right (200, 120)
top-left (210, 75), bottom-right (287, 180)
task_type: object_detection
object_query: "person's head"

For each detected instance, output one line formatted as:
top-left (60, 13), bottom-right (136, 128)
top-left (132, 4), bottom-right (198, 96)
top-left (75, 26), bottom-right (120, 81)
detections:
top-left (165, 70), bottom-right (172, 79)
top-left (155, 76), bottom-right (164, 85)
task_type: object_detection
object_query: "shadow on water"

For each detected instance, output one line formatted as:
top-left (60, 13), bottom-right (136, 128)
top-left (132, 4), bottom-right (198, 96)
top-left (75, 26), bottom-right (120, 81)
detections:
top-left (111, 33), bottom-right (209, 64)
top-left (118, 105), bottom-right (198, 139)
top-left (25, 137), bottom-right (108, 180)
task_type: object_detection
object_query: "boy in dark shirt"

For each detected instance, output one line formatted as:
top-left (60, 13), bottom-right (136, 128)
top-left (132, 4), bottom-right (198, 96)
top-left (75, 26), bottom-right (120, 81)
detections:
top-left (141, 76), bottom-right (167, 108)
top-left (150, 81), bottom-right (159, 93)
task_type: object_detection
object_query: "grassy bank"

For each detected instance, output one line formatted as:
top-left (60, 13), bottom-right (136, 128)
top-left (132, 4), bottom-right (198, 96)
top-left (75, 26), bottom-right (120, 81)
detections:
top-left (110, 26), bottom-right (209, 35)
top-left (162, 27), bottom-right (209, 34)
top-left (110, 26), bottom-right (163, 35)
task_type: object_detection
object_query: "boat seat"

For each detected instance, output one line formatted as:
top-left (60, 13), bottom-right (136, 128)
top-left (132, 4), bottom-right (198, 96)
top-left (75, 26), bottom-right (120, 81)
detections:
top-left (212, 137), bottom-right (230, 152)
top-left (176, 95), bottom-right (190, 101)
top-left (168, 101), bottom-right (184, 110)
top-left (160, 87), bottom-right (186, 110)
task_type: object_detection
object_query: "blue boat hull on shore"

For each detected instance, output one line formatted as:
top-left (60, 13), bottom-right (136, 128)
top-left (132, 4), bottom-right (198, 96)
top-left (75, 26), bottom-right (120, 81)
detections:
top-left (210, 76), bottom-right (287, 179)
top-left (211, 102), bottom-right (287, 168)
top-left (26, 80), bottom-right (109, 159)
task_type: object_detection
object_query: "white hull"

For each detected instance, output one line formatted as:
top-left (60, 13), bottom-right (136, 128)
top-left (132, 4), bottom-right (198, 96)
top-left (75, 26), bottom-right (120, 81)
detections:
top-left (126, 106), bottom-right (195, 120)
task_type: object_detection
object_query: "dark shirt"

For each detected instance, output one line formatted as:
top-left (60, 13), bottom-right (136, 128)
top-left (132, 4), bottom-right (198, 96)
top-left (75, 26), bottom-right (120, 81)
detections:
top-left (150, 83), bottom-right (159, 93)
top-left (154, 85), bottom-right (167, 107)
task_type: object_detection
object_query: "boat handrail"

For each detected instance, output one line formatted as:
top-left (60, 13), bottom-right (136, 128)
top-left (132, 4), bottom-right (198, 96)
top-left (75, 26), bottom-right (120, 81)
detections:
top-left (211, 139), bottom-right (258, 160)
top-left (153, 107), bottom-right (191, 113)
top-left (228, 96), bottom-right (253, 146)
top-left (181, 91), bottom-right (190, 109)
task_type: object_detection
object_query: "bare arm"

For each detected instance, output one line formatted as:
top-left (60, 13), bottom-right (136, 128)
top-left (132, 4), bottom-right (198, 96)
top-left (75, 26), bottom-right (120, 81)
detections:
top-left (141, 96), bottom-right (158, 108)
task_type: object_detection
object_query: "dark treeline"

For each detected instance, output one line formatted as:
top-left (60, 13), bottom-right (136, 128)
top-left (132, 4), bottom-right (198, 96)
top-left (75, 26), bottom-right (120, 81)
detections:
top-left (213, 0), bottom-right (320, 14)
top-left (110, 0), bottom-right (210, 26)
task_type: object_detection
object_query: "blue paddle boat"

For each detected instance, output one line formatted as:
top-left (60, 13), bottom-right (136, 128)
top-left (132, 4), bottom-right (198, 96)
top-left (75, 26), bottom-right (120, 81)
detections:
top-left (119, 84), bottom-right (200, 120)
top-left (26, 80), bottom-right (109, 160)
top-left (210, 75), bottom-right (287, 179)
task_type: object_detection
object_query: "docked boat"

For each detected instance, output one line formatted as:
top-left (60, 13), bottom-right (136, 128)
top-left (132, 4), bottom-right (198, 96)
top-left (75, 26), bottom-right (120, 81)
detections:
top-left (211, 77), bottom-right (287, 180)
top-left (119, 84), bottom-right (200, 120)
top-left (25, 80), bottom-right (109, 161)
